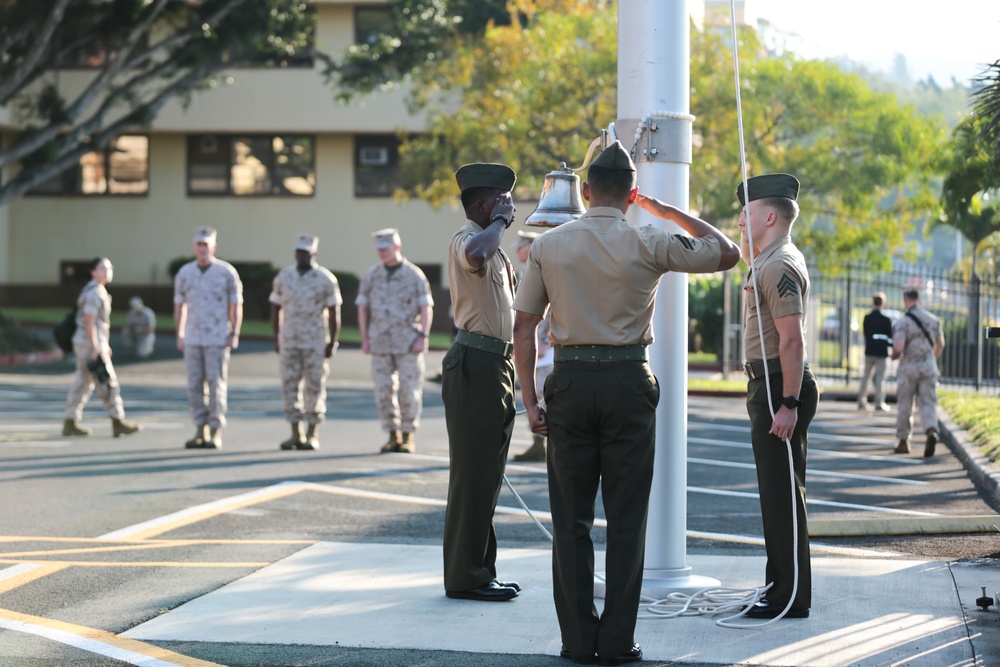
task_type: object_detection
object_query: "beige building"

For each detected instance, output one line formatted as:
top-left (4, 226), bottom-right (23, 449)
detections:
top-left (0, 0), bottom-right (468, 313)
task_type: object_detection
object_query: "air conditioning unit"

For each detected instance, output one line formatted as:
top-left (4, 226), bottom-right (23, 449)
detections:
top-left (359, 146), bottom-right (389, 166)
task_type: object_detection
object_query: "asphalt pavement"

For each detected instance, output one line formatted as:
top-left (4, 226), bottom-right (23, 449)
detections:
top-left (0, 338), bottom-right (997, 667)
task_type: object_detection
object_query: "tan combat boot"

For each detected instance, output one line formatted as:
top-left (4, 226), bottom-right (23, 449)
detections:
top-left (398, 431), bottom-right (416, 454)
top-left (893, 438), bottom-right (910, 454)
top-left (207, 427), bottom-right (223, 449)
top-left (924, 428), bottom-right (938, 458)
top-left (281, 422), bottom-right (304, 450)
top-left (299, 423), bottom-right (319, 450)
top-left (380, 430), bottom-right (401, 453)
top-left (185, 424), bottom-right (209, 449)
top-left (111, 418), bottom-right (142, 438)
top-left (514, 435), bottom-right (546, 462)
top-left (63, 419), bottom-right (92, 437)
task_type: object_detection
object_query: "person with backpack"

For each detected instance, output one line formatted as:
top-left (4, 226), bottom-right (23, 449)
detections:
top-left (62, 257), bottom-right (142, 438)
top-left (891, 287), bottom-right (945, 457)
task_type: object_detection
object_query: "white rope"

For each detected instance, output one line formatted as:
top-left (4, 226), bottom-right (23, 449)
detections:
top-left (711, 0), bottom-right (801, 629)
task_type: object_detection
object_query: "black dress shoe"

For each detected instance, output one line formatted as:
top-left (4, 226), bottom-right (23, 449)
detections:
top-left (492, 578), bottom-right (521, 593)
top-left (597, 643), bottom-right (641, 665)
top-left (559, 646), bottom-right (596, 665)
top-left (445, 580), bottom-right (517, 601)
top-left (744, 599), bottom-right (809, 618)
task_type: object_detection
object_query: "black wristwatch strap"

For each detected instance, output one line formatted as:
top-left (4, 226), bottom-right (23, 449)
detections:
top-left (491, 214), bottom-right (510, 227)
top-left (781, 395), bottom-right (802, 409)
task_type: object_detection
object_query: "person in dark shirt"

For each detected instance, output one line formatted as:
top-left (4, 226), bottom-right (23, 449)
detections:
top-left (857, 292), bottom-right (894, 412)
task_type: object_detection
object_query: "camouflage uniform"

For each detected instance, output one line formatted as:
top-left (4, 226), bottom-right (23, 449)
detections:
top-left (892, 305), bottom-right (942, 441)
top-left (123, 301), bottom-right (156, 359)
top-left (65, 280), bottom-right (125, 420)
top-left (356, 258), bottom-right (434, 434)
top-left (174, 259), bottom-right (243, 430)
top-left (270, 263), bottom-right (342, 425)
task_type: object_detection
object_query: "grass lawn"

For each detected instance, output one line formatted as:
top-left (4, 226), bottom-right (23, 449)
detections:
top-left (939, 390), bottom-right (1000, 465)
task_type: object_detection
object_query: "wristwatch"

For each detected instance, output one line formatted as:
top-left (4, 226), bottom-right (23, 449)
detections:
top-left (780, 396), bottom-right (802, 409)
top-left (491, 214), bottom-right (511, 227)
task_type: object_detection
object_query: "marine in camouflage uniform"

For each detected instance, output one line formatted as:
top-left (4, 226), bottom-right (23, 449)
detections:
top-left (63, 257), bottom-right (141, 438)
top-left (173, 227), bottom-right (243, 449)
top-left (270, 234), bottom-right (342, 451)
top-left (123, 296), bottom-right (156, 359)
top-left (891, 288), bottom-right (945, 457)
top-left (356, 228), bottom-right (434, 453)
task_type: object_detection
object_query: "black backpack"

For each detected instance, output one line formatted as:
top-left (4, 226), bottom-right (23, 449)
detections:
top-left (53, 307), bottom-right (77, 352)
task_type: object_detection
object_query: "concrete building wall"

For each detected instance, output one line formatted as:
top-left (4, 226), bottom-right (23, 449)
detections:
top-left (6, 133), bottom-right (463, 286)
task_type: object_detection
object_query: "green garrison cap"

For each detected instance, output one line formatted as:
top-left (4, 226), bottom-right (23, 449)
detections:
top-left (590, 140), bottom-right (636, 172)
top-left (736, 173), bottom-right (800, 206)
top-left (455, 163), bottom-right (516, 193)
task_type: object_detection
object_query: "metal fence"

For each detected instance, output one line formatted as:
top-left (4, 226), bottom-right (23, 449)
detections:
top-left (717, 264), bottom-right (1000, 395)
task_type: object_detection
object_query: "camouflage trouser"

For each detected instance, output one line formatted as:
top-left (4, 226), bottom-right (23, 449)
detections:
top-left (280, 346), bottom-right (329, 425)
top-left (895, 368), bottom-right (938, 439)
top-left (185, 345), bottom-right (230, 430)
top-left (64, 341), bottom-right (124, 420)
top-left (371, 352), bottom-right (425, 433)
top-left (122, 327), bottom-right (155, 359)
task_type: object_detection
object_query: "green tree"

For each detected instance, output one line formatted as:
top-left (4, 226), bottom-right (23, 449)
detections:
top-left (691, 27), bottom-right (945, 274)
top-left (365, 6), bottom-right (944, 275)
top-left (973, 59), bottom-right (1000, 150)
top-left (934, 115), bottom-right (1000, 277)
top-left (394, 1), bottom-right (616, 205)
top-left (0, 0), bottom-right (315, 206)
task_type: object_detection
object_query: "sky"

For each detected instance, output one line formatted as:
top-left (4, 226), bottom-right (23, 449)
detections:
top-left (745, 0), bottom-right (1000, 86)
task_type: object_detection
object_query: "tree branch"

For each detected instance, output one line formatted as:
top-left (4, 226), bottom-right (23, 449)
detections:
top-left (0, 0), bottom-right (72, 104)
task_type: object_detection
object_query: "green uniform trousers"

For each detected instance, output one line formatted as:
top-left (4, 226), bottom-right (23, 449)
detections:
top-left (746, 368), bottom-right (818, 611)
top-left (544, 360), bottom-right (658, 660)
top-left (441, 343), bottom-right (516, 591)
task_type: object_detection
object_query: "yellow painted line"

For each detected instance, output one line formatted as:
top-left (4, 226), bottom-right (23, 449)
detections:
top-left (0, 563), bottom-right (69, 594)
top-left (810, 515), bottom-right (1000, 537)
top-left (0, 559), bottom-right (269, 568)
top-left (0, 536), bottom-right (314, 545)
top-left (0, 607), bottom-right (222, 666)
top-left (99, 481), bottom-right (309, 540)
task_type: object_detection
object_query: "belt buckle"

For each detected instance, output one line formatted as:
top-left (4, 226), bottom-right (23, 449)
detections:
top-left (502, 340), bottom-right (513, 359)
top-left (743, 363), bottom-right (754, 380)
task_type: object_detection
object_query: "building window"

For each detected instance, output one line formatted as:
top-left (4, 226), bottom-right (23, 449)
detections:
top-left (187, 134), bottom-right (315, 196)
top-left (29, 135), bottom-right (149, 196)
top-left (355, 135), bottom-right (400, 197)
top-left (355, 7), bottom-right (393, 46)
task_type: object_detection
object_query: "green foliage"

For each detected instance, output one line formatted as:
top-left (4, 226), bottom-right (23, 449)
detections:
top-left (692, 27), bottom-right (945, 274)
top-left (688, 275), bottom-right (725, 355)
top-left (0, 311), bottom-right (54, 354)
top-left (933, 114), bottom-right (1000, 276)
top-left (939, 390), bottom-right (1000, 464)
top-left (395, 1), bottom-right (617, 205)
top-left (973, 59), bottom-right (1000, 152)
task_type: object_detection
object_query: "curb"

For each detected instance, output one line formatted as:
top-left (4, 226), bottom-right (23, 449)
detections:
top-left (0, 347), bottom-right (64, 368)
top-left (938, 407), bottom-right (1000, 509)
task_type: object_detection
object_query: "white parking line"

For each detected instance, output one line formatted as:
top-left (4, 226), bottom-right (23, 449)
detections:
top-left (687, 457), bottom-right (928, 485)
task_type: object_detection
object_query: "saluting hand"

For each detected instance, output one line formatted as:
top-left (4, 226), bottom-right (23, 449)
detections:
top-left (491, 192), bottom-right (516, 228)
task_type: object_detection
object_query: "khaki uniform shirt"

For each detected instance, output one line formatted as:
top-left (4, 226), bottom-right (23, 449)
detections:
top-left (513, 207), bottom-right (722, 346)
top-left (173, 259), bottom-right (243, 347)
top-left (448, 220), bottom-right (517, 342)
top-left (742, 236), bottom-right (810, 363)
top-left (356, 258), bottom-right (434, 354)
top-left (892, 305), bottom-right (941, 377)
top-left (269, 263), bottom-right (343, 350)
top-left (73, 280), bottom-right (111, 348)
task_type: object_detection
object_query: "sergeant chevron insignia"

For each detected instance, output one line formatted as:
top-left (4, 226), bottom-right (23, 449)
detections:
top-left (776, 272), bottom-right (799, 298)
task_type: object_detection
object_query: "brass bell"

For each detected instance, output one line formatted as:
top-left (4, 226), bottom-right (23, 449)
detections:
top-left (524, 163), bottom-right (586, 228)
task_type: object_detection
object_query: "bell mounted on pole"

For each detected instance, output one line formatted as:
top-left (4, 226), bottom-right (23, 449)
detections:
top-left (524, 136), bottom-right (607, 228)
top-left (524, 163), bottom-right (586, 228)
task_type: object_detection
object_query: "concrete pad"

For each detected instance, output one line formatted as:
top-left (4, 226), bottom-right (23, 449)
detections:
top-left (124, 542), bottom-right (978, 666)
